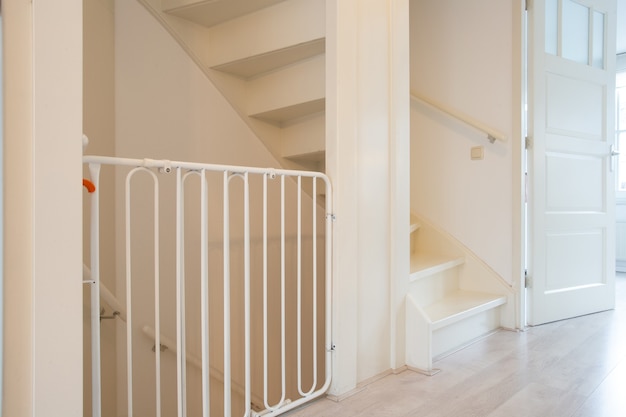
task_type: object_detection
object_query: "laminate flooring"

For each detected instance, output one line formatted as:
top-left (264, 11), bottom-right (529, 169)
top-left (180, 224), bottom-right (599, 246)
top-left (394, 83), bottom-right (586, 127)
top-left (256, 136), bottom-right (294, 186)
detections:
top-left (286, 274), bottom-right (626, 417)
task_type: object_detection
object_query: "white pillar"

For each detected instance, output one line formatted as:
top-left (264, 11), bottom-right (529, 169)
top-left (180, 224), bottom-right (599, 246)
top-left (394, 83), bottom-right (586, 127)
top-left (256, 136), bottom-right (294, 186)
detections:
top-left (326, 0), bottom-right (359, 395)
top-left (3, 1), bottom-right (35, 412)
top-left (388, 0), bottom-right (411, 372)
top-left (3, 0), bottom-right (84, 415)
top-left (326, 0), bottom-right (410, 395)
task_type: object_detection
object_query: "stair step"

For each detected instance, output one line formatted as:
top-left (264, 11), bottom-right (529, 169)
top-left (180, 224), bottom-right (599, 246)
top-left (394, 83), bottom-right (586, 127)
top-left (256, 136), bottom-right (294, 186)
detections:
top-left (200, 0), bottom-right (325, 70)
top-left (247, 54), bottom-right (324, 124)
top-left (426, 290), bottom-right (507, 330)
top-left (250, 99), bottom-right (325, 124)
top-left (281, 112), bottom-right (325, 160)
top-left (162, 0), bottom-right (287, 28)
top-left (212, 39), bottom-right (325, 79)
top-left (410, 254), bottom-right (464, 282)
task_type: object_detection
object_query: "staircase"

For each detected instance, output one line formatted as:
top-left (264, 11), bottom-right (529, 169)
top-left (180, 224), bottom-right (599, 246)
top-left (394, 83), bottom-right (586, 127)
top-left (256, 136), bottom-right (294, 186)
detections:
top-left (137, 0), bottom-right (326, 173)
top-left (406, 213), bottom-right (515, 375)
top-left (133, 0), bottom-right (516, 377)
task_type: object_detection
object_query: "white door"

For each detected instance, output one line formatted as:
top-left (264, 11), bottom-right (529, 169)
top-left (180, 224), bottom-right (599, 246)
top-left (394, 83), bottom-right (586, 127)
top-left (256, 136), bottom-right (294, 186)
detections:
top-left (528, 0), bottom-right (617, 325)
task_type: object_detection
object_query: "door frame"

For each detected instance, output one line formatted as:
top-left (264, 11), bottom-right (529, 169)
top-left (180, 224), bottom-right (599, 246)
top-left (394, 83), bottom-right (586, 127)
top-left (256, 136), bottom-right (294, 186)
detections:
top-left (615, 54), bottom-right (626, 272)
top-left (519, 0), bottom-right (529, 329)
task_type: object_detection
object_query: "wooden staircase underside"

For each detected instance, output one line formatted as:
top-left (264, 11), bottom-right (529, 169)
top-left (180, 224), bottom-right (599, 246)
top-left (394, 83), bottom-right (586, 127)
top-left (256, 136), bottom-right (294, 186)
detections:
top-left (138, 0), bottom-right (327, 171)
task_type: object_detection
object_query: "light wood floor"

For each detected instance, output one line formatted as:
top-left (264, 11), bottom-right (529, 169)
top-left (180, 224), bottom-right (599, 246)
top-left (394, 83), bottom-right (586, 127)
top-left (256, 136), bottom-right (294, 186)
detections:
top-left (287, 274), bottom-right (626, 417)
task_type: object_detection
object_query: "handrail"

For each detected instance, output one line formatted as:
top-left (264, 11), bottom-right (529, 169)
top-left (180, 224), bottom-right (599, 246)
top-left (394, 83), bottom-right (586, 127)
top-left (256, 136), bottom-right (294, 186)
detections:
top-left (410, 92), bottom-right (507, 144)
top-left (83, 264), bottom-right (127, 322)
top-left (141, 325), bottom-right (271, 411)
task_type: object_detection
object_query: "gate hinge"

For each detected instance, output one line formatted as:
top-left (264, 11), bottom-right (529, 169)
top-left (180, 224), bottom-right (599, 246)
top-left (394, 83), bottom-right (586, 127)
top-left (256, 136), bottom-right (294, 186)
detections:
top-left (525, 136), bottom-right (533, 150)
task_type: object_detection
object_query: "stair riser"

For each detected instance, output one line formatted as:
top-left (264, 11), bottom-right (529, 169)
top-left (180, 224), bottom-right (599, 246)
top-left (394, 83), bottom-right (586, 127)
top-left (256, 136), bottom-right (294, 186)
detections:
top-left (206, 0), bottom-right (325, 68)
top-left (409, 268), bottom-right (459, 306)
top-left (247, 54), bottom-right (325, 120)
top-left (432, 308), bottom-right (501, 359)
top-left (282, 113), bottom-right (325, 160)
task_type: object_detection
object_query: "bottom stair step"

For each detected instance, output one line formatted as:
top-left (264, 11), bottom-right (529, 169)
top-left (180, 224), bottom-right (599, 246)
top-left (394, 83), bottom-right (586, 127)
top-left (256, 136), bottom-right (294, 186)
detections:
top-left (425, 290), bottom-right (507, 330)
top-left (405, 289), bottom-right (508, 373)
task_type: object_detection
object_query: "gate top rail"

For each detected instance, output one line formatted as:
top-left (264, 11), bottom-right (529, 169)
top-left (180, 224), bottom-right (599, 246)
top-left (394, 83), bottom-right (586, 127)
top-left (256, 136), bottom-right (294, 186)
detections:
top-left (83, 155), bottom-right (331, 183)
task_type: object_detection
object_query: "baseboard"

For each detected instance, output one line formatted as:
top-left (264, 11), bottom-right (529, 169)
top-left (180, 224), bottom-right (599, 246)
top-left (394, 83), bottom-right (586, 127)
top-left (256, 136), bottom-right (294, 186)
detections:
top-left (433, 327), bottom-right (502, 363)
top-left (326, 367), bottom-right (400, 402)
top-left (326, 386), bottom-right (366, 403)
top-left (392, 365), bottom-right (408, 374)
top-left (357, 369), bottom-right (394, 389)
top-left (406, 365), bottom-right (441, 376)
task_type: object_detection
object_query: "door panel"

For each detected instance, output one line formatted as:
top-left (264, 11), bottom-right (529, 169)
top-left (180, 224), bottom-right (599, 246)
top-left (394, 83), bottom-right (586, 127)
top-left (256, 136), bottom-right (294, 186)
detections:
top-left (546, 73), bottom-right (604, 137)
top-left (545, 151), bottom-right (604, 210)
top-left (545, 230), bottom-right (604, 290)
top-left (528, 0), bottom-right (617, 325)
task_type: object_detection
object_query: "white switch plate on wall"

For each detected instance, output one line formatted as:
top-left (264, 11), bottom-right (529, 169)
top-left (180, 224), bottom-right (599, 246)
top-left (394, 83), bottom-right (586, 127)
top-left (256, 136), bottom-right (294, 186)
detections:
top-left (471, 146), bottom-right (484, 160)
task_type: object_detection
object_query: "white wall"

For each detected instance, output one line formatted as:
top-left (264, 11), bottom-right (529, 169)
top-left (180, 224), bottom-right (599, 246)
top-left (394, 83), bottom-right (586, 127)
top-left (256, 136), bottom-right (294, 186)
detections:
top-left (410, 0), bottom-right (523, 284)
top-left (3, 0), bottom-right (83, 416)
top-left (3, 3), bottom-right (34, 412)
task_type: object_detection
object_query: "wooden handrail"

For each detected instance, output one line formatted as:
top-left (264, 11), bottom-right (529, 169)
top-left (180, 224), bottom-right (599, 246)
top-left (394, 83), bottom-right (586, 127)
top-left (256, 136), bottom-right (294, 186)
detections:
top-left (410, 92), bottom-right (507, 144)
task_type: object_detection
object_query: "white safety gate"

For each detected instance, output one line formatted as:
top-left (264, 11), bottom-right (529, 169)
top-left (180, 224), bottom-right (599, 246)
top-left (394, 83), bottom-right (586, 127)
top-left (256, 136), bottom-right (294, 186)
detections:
top-left (83, 155), bottom-right (333, 417)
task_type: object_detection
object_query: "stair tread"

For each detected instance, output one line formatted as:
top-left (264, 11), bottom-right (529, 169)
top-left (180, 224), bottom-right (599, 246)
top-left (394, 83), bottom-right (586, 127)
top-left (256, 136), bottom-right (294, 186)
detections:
top-left (212, 39), bottom-right (325, 79)
top-left (410, 253), bottom-right (464, 281)
top-left (425, 290), bottom-right (507, 330)
top-left (163, 0), bottom-right (286, 28)
top-left (249, 99), bottom-right (325, 124)
top-left (284, 150), bottom-right (325, 162)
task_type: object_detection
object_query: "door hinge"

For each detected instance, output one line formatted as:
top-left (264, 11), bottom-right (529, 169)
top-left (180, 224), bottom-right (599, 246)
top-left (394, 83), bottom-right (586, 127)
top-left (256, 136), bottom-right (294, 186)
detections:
top-left (525, 136), bottom-right (532, 150)
top-left (525, 270), bottom-right (532, 288)
top-left (525, 0), bottom-right (531, 11)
